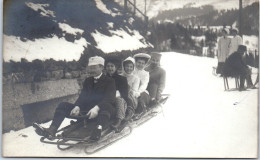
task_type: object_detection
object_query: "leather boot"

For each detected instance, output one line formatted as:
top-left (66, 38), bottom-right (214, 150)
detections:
top-left (90, 125), bottom-right (102, 141)
top-left (33, 123), bottom-right (57, 139)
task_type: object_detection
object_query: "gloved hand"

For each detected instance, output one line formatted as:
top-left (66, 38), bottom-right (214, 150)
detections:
top-left (70, 106), bottom-right (80, 116)
top-left (87, 105), bottom-right (100, 119)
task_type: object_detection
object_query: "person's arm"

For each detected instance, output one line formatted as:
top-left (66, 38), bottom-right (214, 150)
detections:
top-left (156, 69), bottom-right (166, 101)
top-left (217, 39), bottom-right (221, 58)
top-left (137, 71), bottom-right (149, 95)
top-left (120, 77), bottom-right (129, 104)
top-left (74, 79), bottom-right (88, 109)
top-left (132, 76), bottom-right (141, 98)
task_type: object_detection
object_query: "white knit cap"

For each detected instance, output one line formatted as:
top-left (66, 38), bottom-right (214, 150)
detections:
top-left (88, 56), bottom-right (105, 66)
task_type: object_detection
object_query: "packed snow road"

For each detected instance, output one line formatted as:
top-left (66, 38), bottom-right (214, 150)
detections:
top-left (3, 52), bottom-right (258, 158)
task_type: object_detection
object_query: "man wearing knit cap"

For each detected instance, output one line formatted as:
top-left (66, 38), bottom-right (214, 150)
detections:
top-left (146, 52), bottom-right (166, 105)
top-left (229, 28), bottom-right (242, 56)
top-left (217, 28), bottom-right (231, 75)
top-left (222, 45), bottom-right (254, 91)
top-left (33, 56), bottom-right (116, 141)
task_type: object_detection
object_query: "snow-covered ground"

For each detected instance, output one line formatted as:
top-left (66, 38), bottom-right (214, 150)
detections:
top-left (2, 52), bottom-right (258, 158)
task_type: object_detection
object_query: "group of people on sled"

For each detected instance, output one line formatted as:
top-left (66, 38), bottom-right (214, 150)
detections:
top-left (33, 52), bottom-right (166, 141)
top-left (217, 27), bottom-right (257, 91)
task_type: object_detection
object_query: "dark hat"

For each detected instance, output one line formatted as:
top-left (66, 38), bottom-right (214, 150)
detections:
top-left (105, 57), bottom-right (121, 68)
top-left (151, 52), bottom-right (162, 59)
top-left (238, 45), bottom-right (247, 52)
top-left (232, 28), bottom-right (239, 33)
top-left (222, 28), bottom-right (229, 34)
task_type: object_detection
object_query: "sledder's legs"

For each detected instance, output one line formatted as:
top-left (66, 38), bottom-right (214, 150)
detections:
top-left (147, 83), bottom-right (158, 100)
top-left (33, 102), bottom-right (76, 138)
top-left (124, 93), bottom-right (138, 121)
top-left (111, 97), bottom-right (127, 128)
top-left (115, 97), bottom-right (127, 120)
top-left (50, 102), bottom-right (75, 130)
top-left (136, 92), bottom-right (150, 113)
top-left (90, 104), bottom-right (115, 140)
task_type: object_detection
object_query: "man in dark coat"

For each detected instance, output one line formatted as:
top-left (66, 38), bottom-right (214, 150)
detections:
top-left (33, 56), bottom-right (116, 141)
top-left (146, 52), bottom-right (166, 105)
top-left (222, 45), bottom-right (254, 91)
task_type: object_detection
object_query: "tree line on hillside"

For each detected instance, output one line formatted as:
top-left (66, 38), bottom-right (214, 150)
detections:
top-left (153, 5), bottom-right (214, 22)
top-left (152, 2), bottom-right (259, 36)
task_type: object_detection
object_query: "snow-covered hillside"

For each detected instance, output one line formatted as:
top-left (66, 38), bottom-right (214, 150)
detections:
top-left (3, 52), bottom-right (258, 158)
top-left (115, 0), bottom-right (257, 18)
top-left (3, 0), bottom-right (152, 62)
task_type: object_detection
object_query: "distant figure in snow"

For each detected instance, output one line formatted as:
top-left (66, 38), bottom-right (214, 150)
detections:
top-left (104, 57), bottom-right (129, 128)
top-left (133, 53), bottom-right (151, 114)
top-left (229, 28), bottom-right (242, 56)
top-left (217, 28), bottom-right (231, 75)
top-left (145, 52), bottom-right (166, 106)
top-left (222, 45), bottom-right (254, 91)
top-left (121, 57), bottom-right (140, 121)
top-left (33, 56), bottom-right (116, 141)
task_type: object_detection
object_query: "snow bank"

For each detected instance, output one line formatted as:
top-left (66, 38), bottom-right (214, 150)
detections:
top-left (92, 29), bottom-right (151, 53)
top-left (58, 23), bottom-right (84, 35)
top-left (3, 35), bottom-right (88, 62)
top-left (25, 2), bottom-right (55, 17)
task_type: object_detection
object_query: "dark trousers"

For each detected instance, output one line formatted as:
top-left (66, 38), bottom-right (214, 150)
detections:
top-left (217, 62), bottom-right (225, 74)
top-left (240, 68), bottom-right (253, 88)
top-left (50, 102), bottom-right (115, 129)
top-left (148, 83), bottom-right (158, 100)
top-left (136, 92), bottom-right (150, 113)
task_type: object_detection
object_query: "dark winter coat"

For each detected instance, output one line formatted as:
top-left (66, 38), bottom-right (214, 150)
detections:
top-left (74, 74), bottom-right (116, 111)
top-left (109, 73), bottom-right (129, 105)
top-left (222, 51), bottom-right (249, 77)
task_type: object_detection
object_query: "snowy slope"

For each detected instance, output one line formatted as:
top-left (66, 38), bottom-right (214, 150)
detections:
top-left (2, 52), bottom-right (258, 158)
top-left (3, 0), bottom-right (152, 62)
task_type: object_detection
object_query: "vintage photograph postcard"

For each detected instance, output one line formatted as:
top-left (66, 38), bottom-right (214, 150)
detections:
top-left (2, 0), bottom-right (259, 158)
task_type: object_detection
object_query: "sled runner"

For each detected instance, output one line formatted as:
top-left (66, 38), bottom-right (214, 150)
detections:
top-left (36, 94), bottom-right (170, 154)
